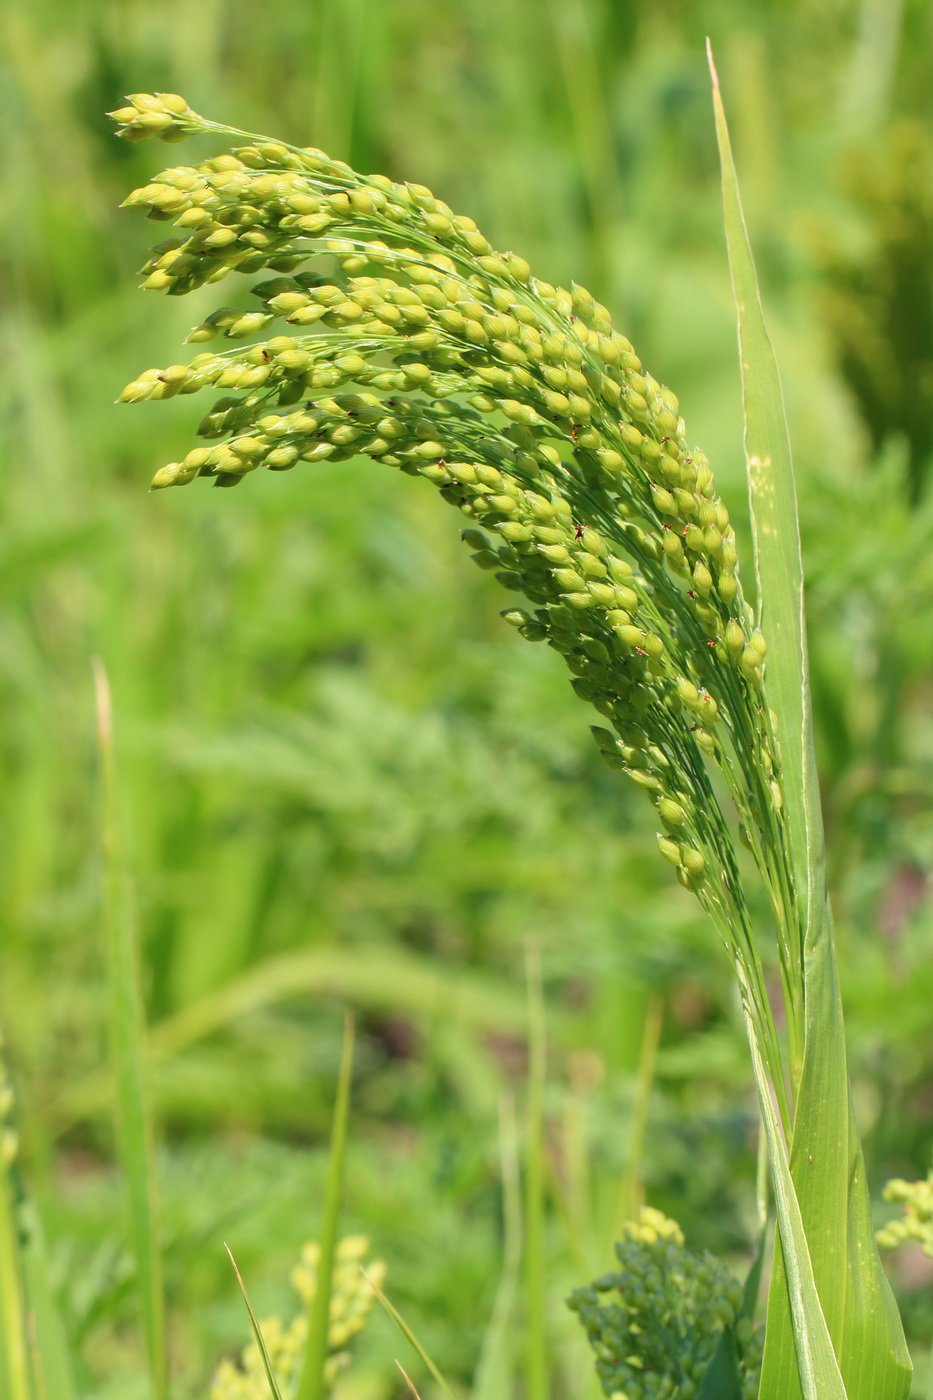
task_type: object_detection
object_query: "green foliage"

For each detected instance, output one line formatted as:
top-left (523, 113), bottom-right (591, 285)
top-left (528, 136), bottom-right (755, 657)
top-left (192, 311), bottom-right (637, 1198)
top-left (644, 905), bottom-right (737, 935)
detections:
top-left (95, 659), bottom-right (169, 1400)
top-left (107, 77), bottom-right (918, 1393)
top-left (816, 120), bottom-right (933, 505)
top-left (3, 3), bottom-right (933, 1394)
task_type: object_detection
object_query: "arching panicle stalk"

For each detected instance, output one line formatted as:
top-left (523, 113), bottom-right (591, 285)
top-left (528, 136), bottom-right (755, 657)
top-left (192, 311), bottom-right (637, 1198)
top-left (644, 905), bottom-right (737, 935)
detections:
top-left (108, 89), bottom-right (911, 1397)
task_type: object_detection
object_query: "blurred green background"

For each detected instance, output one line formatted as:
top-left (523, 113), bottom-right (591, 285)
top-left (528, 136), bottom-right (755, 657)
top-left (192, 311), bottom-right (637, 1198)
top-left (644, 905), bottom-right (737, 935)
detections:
top-left (3, 0), bottom-right (933, 1394)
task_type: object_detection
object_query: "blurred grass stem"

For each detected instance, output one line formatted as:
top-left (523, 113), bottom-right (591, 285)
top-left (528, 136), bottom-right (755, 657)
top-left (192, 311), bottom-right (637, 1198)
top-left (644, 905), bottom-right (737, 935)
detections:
top-left (93, 658), bottom-right (168, 1400)
top-left (296, 1011), bottom-right (355, 1400)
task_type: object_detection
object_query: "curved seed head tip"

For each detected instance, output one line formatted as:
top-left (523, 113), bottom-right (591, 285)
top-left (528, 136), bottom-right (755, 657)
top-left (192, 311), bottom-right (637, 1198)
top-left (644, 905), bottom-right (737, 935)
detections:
top-left (150, 462), bottom-right (184, 489)
top-left (110, 92), bottom-right (203, 143)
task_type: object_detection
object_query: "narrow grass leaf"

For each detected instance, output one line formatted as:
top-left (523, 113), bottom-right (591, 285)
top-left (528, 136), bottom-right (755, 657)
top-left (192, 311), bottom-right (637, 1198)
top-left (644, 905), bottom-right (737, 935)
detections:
top-left (363, 1269), bottom-right (457, 1400)
top-left (615, 994), bottom-right (662, 1231)
top-left (741, 997), bottom-right (846, 1400)
top-left (0, 1168), bottom-right (33, 1400)
top-left (523, 944), bottom-right (548, 1400)
top-left (295, 1012), bottom-right (354, 1400)
top-left (20, 1199), bottom-right (77, 1400)
top-left (93, 659), bottom-right (168, 1400)
top-left (54, 947), bottom-right (538, 1135)
top-left (695, 1326), bottom-right (743, 1400)
top-left (471, 1094), bottom-right (522, 1400)
top-left (839, 0), bottom-right (904, 138)
top-left (708, 48), bottom-right (912, 1400)
top-left (396, 1361), bottom-right (424, 1400)
top-left (224, 1245), bottom-right (284, 1400)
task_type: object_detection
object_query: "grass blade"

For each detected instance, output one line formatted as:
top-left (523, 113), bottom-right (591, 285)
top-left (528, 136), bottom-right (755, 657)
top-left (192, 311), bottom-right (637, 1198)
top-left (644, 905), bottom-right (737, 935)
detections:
top-left (471, 1094), bottom-right (522, 1400)
top-left (53, 946), bottom-right (537, 1135)
top-left (396, 1361), bottom-right (424, 1400)
top-left (839, 0), bottom-right (904, 138)
top-left (19, 1197), bottom-right (77, 1400)
top-left (708, 45), bottom-right (912, 1400)
top-left (694, 1326), bottom-right (743, 1400)
top-left (93, 659), bottom-right (168, 1400)
top-left (523, 944), bottom-right (547, 1400)
top-left (741, 1001), bottom-right (845, 1400)
top-left (225, 1245), bottom-right (284, 1400)
top-left (295, 1012), bottom-right (354, 1400)
top-left (363, 1268), bottom-right (457, 1400)
top-left (0, 1168), bottom-right (33, 1400)
top-left (615, 994), bottom-right (662, 1232)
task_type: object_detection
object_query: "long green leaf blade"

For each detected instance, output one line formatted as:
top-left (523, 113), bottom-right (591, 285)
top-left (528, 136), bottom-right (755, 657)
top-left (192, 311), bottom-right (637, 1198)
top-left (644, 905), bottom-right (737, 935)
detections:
top-left (741, 1000), bottom-right (845, 1400)
top-left (0, 1169), bottom-right (33, 1400)
top-left (364, 1268), bottom-right (458, 1400)
top-left (471, 1094), bottom-right (522, 1400)
top-left (295, 1013), bottom-right (355, 1400)
top-left (708, 45), bottom-right (911, 1400)
top-left (523, 944), bottom-right (548, 1400)
top-left (20, 1198), bottom-right (78, 1400)
top-left (93, 660), bottom-right (168, 1400)
top-left (225, 1245), bottom-right (284, 1400)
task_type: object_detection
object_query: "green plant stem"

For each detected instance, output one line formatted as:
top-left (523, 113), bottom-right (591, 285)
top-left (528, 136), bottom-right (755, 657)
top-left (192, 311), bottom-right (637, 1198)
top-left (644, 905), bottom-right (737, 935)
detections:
top-left (0, 1167), bottom-right (32, 1400)
top-left (471, 1093), bottom-right (522, 1400)
top-left (364, 1269), bottom-right (457, 1400)
top-left (616, 994), bottom-right (662, 1232)
top-left (295, 1012), bottom-right (354, 1400)
top-left (93, 659), bottom-right (168, 1400)
top-left (523, 944), bottom-right (547, 1400)
top-left (225, 1245), bottom-right (284, 1400)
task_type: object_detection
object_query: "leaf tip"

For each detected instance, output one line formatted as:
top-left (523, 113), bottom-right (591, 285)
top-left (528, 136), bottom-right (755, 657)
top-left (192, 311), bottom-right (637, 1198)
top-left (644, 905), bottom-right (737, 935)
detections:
top-left (706, 37), bottom-right (720, 92)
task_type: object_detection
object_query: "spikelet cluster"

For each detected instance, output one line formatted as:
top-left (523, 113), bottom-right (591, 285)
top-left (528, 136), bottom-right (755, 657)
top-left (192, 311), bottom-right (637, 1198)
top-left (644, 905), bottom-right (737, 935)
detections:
top-left (111, 97), bottom-right (794, 1011)
top-left (567, 1208), bottom-right (763, 1400)
top-left (210, 1234), bottom-right (384, 1400)
top-left (876, 1172), bottom-right (933, 1257)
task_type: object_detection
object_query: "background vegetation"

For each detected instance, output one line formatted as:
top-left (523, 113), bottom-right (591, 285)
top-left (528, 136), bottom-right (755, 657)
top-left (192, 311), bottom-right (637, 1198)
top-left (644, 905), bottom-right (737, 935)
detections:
top-left (2, 0), bottom-right (933, 1394)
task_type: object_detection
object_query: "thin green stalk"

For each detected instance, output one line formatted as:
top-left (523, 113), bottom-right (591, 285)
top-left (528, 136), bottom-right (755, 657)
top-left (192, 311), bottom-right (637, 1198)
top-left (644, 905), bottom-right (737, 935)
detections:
top-left (295, 1012), bottom-right (354, 1400)
top-left (615, 995), bottom-right (662, 1232)
top-left (838, 0), bottom-right (904, 139)
top-left (523, 944), bottom-right (547, 1400)
top-left (0, 1168), bottom-right (32, 1400)
top-left (544, 0), bottom-right (619, 296)
top-left (19, 1197), bottom-right (77, 1400)
top-left (471, 1094), bottom-right (522, 1400)
top-left (93, 659), bottom-right (168, 1400)
top-left (363, 1269), bottom-right (457, 1400)
top-left (225, 1245), bottom-right (285, 1400)
top-left (309, 0), bottom-right (370, 160)
top-left (396, 1361), bottom-right (424, 1400)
